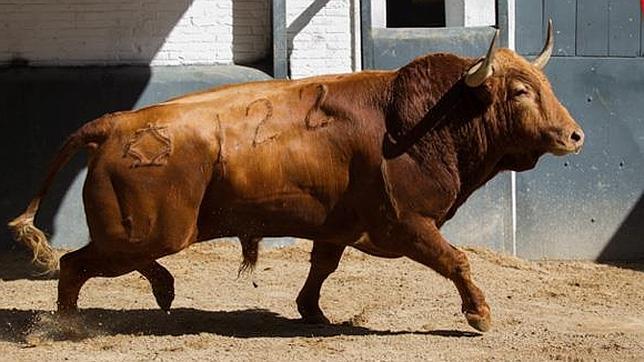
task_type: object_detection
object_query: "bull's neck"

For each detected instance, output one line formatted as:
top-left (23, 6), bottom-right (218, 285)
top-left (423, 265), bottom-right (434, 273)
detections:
top-left (385, 77), bottom-right (511, 209)
top-left (446, 107), bottom-right (509, 201)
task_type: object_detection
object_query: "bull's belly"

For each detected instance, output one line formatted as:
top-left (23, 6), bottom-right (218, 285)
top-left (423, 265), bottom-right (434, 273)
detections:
top-left (196, 189), bottom-right (360, 242)
top-left (197, 138), bottom-right (357, 240)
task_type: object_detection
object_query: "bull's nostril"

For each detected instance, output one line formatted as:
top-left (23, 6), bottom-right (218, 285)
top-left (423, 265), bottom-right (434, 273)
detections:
top-left (571, 131), bottom-right (582, 143)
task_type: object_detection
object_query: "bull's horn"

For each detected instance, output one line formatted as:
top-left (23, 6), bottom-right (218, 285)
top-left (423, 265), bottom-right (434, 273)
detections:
top-left (532, 18), bottom-right (554, 69)
top-left (465, 28), bottom-right (499, 87)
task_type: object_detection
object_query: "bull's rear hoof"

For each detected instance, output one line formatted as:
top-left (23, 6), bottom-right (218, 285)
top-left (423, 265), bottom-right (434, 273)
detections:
top-left (149, 269), bottom-right (175, 312)
top-left (464, 308), bottom-right (491, 332)
top-left (153, 288), bottom-right (175, 312)
top-left (300, 314), bottom-right (331, 325)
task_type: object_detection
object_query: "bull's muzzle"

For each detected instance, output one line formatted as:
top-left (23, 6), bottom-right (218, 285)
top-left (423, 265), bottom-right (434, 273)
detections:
top-left (569, 128), bottom-right (585, 154)
top-left (550, 126), bottom-right (585, 156)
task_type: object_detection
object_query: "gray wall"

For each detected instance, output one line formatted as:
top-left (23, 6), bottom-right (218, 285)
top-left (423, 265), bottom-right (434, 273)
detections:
top-left (515, 0), bottom-right (644, 260)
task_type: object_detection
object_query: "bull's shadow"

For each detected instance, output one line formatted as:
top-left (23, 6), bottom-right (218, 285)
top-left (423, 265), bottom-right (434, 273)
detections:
top-left (0, 307), bottom-right (481, 343)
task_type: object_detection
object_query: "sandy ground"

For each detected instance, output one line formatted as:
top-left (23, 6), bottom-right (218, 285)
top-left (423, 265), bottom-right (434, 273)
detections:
top-left (0, 240), bottom-right (642, 361)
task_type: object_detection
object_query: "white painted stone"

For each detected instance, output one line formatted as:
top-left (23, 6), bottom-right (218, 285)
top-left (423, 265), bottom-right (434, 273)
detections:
top-left (446, 0), bottom-right (495, 27)
top-left (287, 0), bottom-right (353, 78)
top-left (0, 0), bottom-right (354, 77)
top-left (0, 0), bottom-right (269, 66)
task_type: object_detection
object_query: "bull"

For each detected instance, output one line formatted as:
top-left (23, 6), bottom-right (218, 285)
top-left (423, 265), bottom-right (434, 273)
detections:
top-left (9, 22), bottom-right (583, 332)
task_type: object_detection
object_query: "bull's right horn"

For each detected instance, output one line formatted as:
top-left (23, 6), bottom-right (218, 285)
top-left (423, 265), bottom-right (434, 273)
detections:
top-left (532, 18), bottom-right (554, 69)
top-left (465, 29), bottom-right (499, 87)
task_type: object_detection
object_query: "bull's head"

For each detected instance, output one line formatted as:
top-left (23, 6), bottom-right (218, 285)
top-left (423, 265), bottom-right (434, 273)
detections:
top-left (465, 20), bottom-right (584, 159)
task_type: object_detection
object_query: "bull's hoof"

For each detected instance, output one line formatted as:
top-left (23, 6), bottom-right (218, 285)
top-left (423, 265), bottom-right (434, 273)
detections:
top-left (149, 269), bottom-right (175, 312)
top-left (300, 313), bottom-right (331, 325)
top-left (464, 306), bottom-right (491, 332)
top-left (152, 287), bottom-right (174, 312)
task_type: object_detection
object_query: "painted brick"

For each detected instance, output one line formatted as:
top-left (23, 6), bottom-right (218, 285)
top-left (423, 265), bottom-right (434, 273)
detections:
top-left (0, 0), bottom-right (354, 76)
top-left (0, 0), bottom-right (269, 66)
top-left (287, 0), bottom-right (353, 78)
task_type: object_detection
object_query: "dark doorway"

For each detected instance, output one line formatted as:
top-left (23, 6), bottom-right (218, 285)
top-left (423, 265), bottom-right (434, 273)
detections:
top-left (386, 0), bottom-right (445, 28)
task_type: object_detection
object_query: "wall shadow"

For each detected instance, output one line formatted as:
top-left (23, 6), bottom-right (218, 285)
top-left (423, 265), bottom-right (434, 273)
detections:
top-left (0, 67), bottom-right (152, 250)
top-left (599, 192), bottom-right (644, 265)
top-left (1, 1), bottom-right (193, 66)
top-left (0, 307), bottom-right (481, 343)
top-left (232, 0), bottom-right (271, 73)
top-left (0, 1), bottom-right (194, 250)
top-left (286, 0), bottom-right (332, 78)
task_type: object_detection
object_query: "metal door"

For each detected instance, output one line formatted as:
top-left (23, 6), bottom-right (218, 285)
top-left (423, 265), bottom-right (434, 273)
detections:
top-left (515, 0), bottom-right (644, 260)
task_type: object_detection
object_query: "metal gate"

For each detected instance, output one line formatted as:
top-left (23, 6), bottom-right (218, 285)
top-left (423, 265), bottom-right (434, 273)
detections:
top-left (515, 0), bottom-right (644, 260)
top-left (360, 0), bottom-right (515, 253)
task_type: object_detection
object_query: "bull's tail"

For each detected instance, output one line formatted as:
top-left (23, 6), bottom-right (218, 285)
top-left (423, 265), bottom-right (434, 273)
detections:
top-left (238, 236), bottom-right (261, 278)
top-left (7, 115), bottom-right (116, 272)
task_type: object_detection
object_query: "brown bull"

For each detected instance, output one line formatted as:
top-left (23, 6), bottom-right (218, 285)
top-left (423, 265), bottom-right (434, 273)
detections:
top-left (9, 22), bottom-right (583, 332)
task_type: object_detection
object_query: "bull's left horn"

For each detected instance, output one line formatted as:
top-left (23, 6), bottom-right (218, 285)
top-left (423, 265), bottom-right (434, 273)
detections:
top-left (465, 28), bottom-right (499, 87)
top-left (532, 18), bottom-right (554, 69)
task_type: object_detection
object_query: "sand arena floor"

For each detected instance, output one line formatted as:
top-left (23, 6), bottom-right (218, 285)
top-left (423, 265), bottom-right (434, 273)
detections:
top-left (0, 240), bottom-right (642, 361)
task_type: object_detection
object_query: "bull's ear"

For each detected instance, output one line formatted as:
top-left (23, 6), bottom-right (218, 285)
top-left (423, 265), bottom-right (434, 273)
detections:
top-left (465, 29), bottom-right (499, 87)
top-left (532, 19), bottom-right (554, 69)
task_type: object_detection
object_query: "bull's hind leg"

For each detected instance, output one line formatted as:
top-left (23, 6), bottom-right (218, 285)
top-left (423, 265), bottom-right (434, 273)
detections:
top-left (58, 244), bottom-right (184, 314)
top-left (370, 215), bottom-right (491, 332)
top-left (62, 121), bottom-right (211, 314)
top-left (57, 244), bottom-right (154, 314)
top-left (57, 245), bottom-right (94, 314)
top-left (296, 241), bottom-right (345, 324)
top-left (137, 262), bottom-right (175, 311)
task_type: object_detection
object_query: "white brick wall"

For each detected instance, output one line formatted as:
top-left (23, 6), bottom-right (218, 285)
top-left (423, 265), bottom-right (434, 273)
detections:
top-left (287, 0), bottom-right (353, 78)
top-left (152, 0), bottom-right (235, 65)
top-left (0, 0), bottom-right (354, 77)
top-left (0, 0), bottom-right (270, 66)
top-left (232, 0), bottom-right (271, 64)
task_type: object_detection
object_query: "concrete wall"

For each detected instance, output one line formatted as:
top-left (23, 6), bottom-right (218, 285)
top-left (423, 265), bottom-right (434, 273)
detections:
top-left (514, 0), bottom-right (644, 261)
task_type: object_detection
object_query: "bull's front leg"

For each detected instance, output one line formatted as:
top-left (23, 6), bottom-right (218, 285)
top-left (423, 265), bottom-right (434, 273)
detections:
top-left (296, 241), bottom-right (345, 324)
top-left (370, 214), bottom-right (491, 332)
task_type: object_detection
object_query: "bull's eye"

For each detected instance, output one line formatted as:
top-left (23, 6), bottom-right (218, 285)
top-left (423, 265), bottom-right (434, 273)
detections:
top-left (511, 86), bottom-right (530, 99)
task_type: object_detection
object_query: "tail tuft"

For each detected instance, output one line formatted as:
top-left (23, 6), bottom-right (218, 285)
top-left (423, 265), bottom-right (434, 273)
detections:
top-left (8, 214), bottom-right (59, 272)
top-left (7, 114), bottom-right (114, 273)
top-left (238, 236), bottom-right (261, 278)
